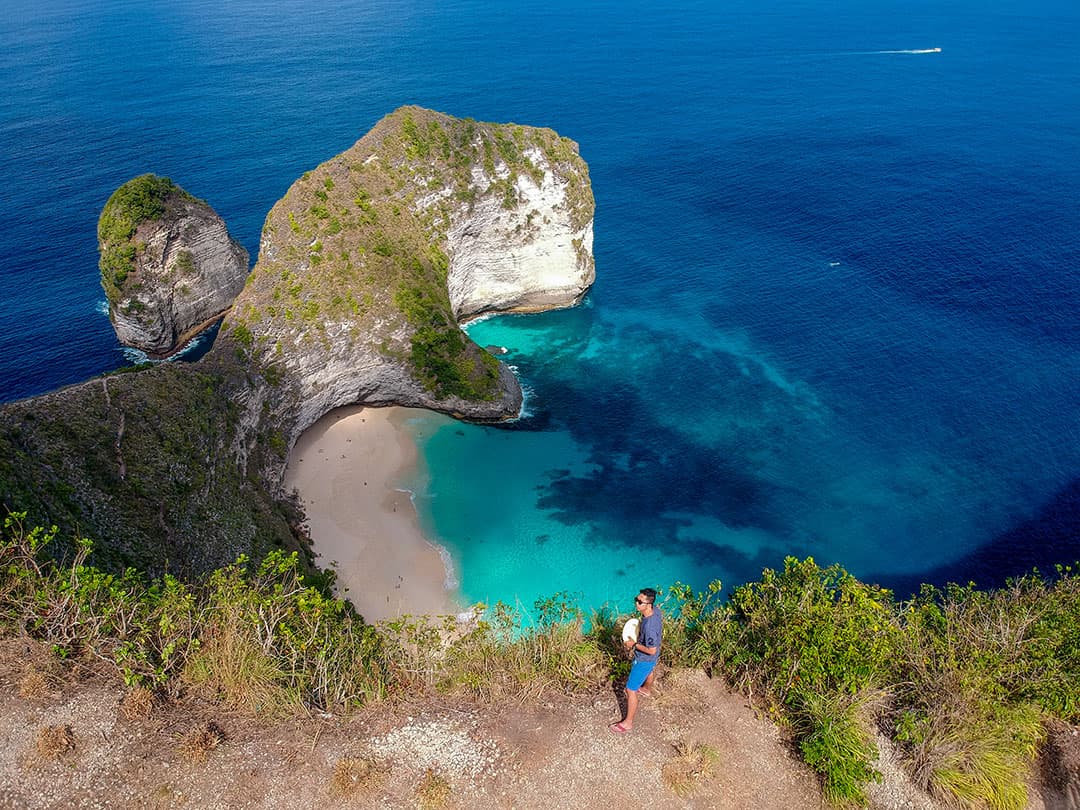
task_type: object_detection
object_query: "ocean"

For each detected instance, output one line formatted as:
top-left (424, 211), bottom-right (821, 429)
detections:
top-left (1, 0), bottom-right (1077, 612)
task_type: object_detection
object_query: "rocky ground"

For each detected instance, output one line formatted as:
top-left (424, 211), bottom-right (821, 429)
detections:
top-left (0, 639), bottom-right (1075, 810)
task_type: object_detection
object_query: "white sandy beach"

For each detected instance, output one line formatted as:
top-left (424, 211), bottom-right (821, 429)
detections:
top-left (282, 406), bottom-right (462, 623)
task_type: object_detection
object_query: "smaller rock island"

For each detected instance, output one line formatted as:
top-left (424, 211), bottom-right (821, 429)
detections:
top-left (98, 174), bottom-right (249, 357)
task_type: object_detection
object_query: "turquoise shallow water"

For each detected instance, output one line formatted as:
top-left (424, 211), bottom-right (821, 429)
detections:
top-left (404, 282), bottom-right (1078, 611)
top-left (405, 402), bottom-right (784, 613)
top-left (1, 0), bottom-right (1077, 609)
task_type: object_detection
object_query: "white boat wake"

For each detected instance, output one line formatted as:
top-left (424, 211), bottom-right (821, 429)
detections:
top-left (868, 47), bottom-right (942, 54)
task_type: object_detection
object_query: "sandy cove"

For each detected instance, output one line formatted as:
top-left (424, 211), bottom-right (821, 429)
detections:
top-left (282, 405), bottom-right (462, 623)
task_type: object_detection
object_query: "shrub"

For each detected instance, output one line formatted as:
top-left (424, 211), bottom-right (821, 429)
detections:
top-left (401, 112), bottom-right (431, 160)
top-left (691, 558), bottom-right (898, 804)
top-left (716, 557), bottom-right (898, 702)
top-left (230, 322), bottom-right (254, 349)
top-left (183, 551), bottom-right (390, 715)
top-left (655, 580), bottom-right (723, 666)
top-left (173, 249), bottom-right (195, 275)
top-left (896, 697), bottom-right (1041, 810)
top-left (0, 513), bottom-right (197, 687)
top-left (893, 579), bottom-right (1059, 808)
top-left (795, 689), bottom-right (883, 806)
top-left (1, 514), bottom-right (389, 713)
top-left (1011, 569), bottom-right (1080, 719)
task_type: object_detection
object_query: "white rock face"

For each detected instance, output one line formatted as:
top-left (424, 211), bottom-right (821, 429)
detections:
top-left (111, 197), bottom-right (248, 356)
top-left (443, 145), bottom-right (595, 320)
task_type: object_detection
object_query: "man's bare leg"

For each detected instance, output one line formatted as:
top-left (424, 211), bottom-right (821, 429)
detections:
top-left (622, 687), bottom-right (640, 729)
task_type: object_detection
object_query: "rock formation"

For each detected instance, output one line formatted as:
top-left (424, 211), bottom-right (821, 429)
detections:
top-left (1, 107), bottom-right (595, 577)
top-left (218, 106), bottom-right (595, 459)
top-left (98, 175), bottom-right (249, 357)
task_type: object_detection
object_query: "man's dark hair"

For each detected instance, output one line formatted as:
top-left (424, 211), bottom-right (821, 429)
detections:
top-left (639, 588), bottom-right (658, 604)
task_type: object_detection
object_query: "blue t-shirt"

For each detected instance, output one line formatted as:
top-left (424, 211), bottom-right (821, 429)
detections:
top-left (635, 609), bottom-right (662, 663)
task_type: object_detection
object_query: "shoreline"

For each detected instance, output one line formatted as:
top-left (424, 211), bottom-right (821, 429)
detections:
top-left (282, 405), bottom-right (464, 623)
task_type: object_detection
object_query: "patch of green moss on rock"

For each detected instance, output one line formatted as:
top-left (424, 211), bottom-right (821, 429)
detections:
top-left (98, 174), bottom-right (197, 305)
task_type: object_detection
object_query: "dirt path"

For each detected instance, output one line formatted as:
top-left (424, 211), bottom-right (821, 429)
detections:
top-left (0, 648), bottom-right (824, 809)
top-left (0, 644), bottom-right (1072, 810)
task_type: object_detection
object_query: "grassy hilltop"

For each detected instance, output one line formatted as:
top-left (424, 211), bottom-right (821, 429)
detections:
top-left (2, 513), bottom-right (1078, 808)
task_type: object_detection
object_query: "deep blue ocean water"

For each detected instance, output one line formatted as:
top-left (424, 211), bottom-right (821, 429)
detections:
top-left (1, 0), bottom-right (1077, 611)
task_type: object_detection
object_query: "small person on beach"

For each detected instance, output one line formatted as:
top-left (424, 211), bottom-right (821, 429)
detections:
top-left (610, 587), bottom-right (662, 734)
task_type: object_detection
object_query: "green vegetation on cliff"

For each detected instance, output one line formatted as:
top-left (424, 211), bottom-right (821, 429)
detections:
top-left (0, 362), bottom-right (300, 576)
top-left (0, 513), bottom-right (604, 712)
top-left (393, 267), bottom-right (501, 400)
top-left (3, 510), bottom-right (1077, 809)
top-left (682, 558), bottom-right (1080, 808)
top-left (98, 174), bottom-right (198, 305)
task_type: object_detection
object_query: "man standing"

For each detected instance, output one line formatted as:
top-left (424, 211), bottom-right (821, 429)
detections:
top-left (610, 587), bottom-right (662, 734)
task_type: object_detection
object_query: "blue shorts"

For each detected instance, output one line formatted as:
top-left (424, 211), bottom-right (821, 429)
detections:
top-left (626, 659), bottom-right (656, 692)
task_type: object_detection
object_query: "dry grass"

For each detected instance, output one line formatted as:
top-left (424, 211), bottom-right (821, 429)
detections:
top-left (182, 628), bottom-right (296, 716)
top-left (330, 755), bottom-right (386, 798)
top-left (18, 668), bottom-right (52, 700)
top-left (416, 767), bottom-right (452, 809)
top-left (430, 611), bottom-right (609, 702)
top-left (896, 670), bottom-right (1043, 810)
top-left (662, 739), bottom-right (720, 798)
top-left (13, 643), bottom-right (65, 701)
top-left (120, 686), bottom-right (156, 721)
top-left (178, 721), bottom-right (226, 763)
top-left (651, 667), bottom-right (709, 712)
top-left (35, 724), bottom-right (76, 761)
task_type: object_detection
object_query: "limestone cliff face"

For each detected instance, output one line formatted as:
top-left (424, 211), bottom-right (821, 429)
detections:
top-left (219, 106), bottom-right (595, 467)
top-left (444, 146), bottom-right (595, 320)
top-left (99, 176), bottom-right (249, 357)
